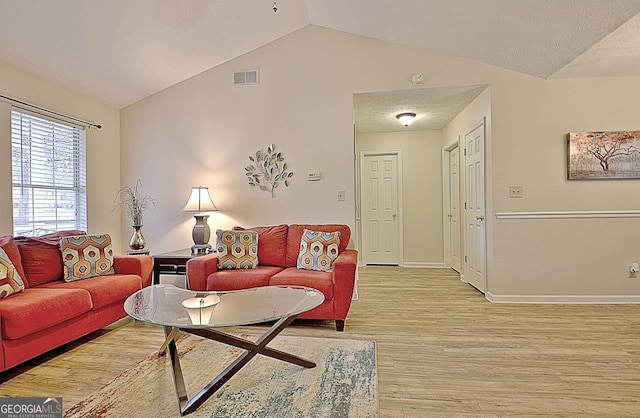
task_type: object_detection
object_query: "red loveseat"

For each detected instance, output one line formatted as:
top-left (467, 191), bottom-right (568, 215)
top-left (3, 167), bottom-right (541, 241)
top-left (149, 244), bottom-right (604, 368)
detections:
top-left (186, 224), bottom-right (358, 331)
top-left (0, 231), bottom-right (152, 372)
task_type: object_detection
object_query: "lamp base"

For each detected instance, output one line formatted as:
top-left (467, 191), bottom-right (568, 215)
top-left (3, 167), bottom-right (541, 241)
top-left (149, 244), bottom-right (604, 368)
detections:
top-left (191, 214), bottom-right (212, 255)
top-left (191, 244), bottom-right (212, 255)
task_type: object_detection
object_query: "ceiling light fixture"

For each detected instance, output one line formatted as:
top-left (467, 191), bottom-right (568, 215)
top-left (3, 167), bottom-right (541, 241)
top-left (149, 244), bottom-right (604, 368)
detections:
top-left (273, 1), bottom-right (277, 13)
top-left (396, 112), bottom-right (416, 127)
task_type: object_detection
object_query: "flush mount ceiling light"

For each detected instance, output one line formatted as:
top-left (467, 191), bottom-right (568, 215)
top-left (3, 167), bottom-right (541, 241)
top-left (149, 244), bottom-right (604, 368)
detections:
top-left (396, 112), bottom-right (416, 127)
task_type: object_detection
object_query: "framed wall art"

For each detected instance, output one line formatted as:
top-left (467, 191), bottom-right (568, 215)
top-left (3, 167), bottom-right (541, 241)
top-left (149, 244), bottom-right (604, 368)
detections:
top-left (568, 131), bottom-right (640, 180)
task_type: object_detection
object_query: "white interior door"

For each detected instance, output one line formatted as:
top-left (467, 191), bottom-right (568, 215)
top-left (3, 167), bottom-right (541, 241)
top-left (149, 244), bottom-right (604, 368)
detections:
top-left (361, 152), bottom-right (401, 265)
top-left (464, 120), bottom-right (487, 292)
top-left (445, 144), bottom-right (462, 273)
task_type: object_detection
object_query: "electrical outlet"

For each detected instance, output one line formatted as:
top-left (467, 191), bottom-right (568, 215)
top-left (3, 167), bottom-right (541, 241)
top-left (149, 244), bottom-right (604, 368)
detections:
top-left (509, 186), bottom-right (523, 198)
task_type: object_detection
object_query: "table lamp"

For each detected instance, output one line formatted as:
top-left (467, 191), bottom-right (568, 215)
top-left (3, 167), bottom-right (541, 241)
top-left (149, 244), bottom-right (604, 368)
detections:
top-left (182, 186), bottom-right (218, 254)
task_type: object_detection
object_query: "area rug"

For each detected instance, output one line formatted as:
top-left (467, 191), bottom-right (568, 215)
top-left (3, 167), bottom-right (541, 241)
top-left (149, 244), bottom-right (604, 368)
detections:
top-left (65, 333), bottom-right (378, 417)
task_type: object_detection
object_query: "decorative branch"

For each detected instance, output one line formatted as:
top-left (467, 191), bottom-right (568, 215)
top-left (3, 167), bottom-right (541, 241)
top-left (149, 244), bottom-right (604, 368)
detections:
top-left (112, 179), bottom-right (155, 225)
top-left (244, 144), bottom-right (293, 198)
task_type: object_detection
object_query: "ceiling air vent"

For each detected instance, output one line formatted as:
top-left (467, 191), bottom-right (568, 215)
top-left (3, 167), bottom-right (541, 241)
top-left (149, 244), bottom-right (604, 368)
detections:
top-left (233, 69), bottom-right (259, 86)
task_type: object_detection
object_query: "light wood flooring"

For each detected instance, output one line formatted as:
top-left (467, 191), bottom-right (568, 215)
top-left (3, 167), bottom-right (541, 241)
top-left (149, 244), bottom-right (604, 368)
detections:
top-left (1, 266), bottom-right (640, 416)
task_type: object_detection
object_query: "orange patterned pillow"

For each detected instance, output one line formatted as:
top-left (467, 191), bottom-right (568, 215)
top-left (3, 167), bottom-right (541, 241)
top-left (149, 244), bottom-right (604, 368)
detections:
top-left (297, 229), bottom-right (340, 272)
top-left (0, 247), bottom-right (26, 299)
top-left (216, 230), bottom-right (258, 269)
top-left (60, 234), bottom-right (114, 282)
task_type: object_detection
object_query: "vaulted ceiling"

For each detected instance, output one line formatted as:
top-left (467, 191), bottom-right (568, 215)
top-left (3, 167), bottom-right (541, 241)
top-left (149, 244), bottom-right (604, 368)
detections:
top-left (2, 0), bottom-right (640, 131)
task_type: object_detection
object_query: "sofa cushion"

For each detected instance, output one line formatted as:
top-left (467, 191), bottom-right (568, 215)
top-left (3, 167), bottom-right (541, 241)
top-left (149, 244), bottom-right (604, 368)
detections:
top-left (60, 234), bottom-right (115, 282)
top-left (233, 224), bottom-right (287, 267)
top-left (206, 266), bottom-right (283, 291)
top-left (297, 229), bottom-right (340, 272)
top-left (216, 230), bottom-right (258, 269)
top-left (0, 247), bottom-right (26, 299)
top-left (0, 235), bottom-right (26, 286)
top-left (40, 274), bottom-right (142, 310)
top-left (15, 230), bottom-right (86, 286)
top-left (0, 288), bottom-right (92, 340)
top-left (270, 267), bottom-right (334, 300)
top-left (286, 224), bottom-right (351, 267)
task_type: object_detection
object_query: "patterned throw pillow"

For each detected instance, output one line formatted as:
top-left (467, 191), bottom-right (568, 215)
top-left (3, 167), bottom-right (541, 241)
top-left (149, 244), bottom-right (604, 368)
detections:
top-left (216, 230), bottom-right (258, 270)
top-left (0, 247), bottom-right (25, 299)
top-left (60, 234), bottom-right (115, 282)
top-left (297, 229), bottom-right (341, 272)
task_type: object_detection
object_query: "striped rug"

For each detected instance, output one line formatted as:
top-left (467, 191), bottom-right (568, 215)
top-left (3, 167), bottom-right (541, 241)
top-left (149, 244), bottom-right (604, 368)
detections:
top-left (65, 333), bottom-right (378, 417)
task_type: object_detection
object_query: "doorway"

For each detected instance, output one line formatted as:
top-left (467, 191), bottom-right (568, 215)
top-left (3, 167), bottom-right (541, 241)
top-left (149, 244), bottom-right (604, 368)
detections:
top-left (462, 119), bottom-right (487, 292)
top-left (353, 85), bottom-right (489, 274)
top-left (359, 151), bottom-right (402, 265)
top-left (443, 137), bottom-right (462, 273)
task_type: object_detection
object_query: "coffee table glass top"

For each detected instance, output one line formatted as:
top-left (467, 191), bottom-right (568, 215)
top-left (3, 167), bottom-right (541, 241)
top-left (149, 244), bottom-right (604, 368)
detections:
top-left (124, 284), bottom-right (324, 329)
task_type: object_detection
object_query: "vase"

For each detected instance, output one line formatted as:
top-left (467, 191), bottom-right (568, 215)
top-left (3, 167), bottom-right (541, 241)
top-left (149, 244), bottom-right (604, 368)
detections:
top-left (129, 225), bottom-right (146, 251)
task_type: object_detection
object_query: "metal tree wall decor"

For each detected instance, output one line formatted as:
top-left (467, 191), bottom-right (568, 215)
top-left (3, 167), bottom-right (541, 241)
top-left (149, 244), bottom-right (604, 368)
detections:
top-left (245, 144), bottom-right (293, 197)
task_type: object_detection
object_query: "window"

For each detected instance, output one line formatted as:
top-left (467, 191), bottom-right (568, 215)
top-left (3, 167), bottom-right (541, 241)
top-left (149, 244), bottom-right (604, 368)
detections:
top-left (11, 109), bottom-right (87, 236)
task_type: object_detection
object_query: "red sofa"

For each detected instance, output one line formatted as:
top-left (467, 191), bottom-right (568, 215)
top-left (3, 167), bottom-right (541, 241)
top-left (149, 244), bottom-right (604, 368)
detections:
top-left (0, 231), bottom-right (152, 372)
top-left (186, 224), bottom-right (357, 331)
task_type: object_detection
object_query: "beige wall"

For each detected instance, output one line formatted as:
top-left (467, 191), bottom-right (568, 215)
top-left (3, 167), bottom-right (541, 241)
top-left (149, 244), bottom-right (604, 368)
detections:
top-left (490, 76), bottom-right (640, 301)
top-left (2, 24), bottom-right (639, 299)
top-left (442, 87), bottom-right (493, 277)
top-left (120, 27), bottom-right (367, 253)
top-left (357, 130), bottom-right (444, 266)
top-left (0, 61), bottom-right (123, 251)
top-left (107, 24), bottom-right (640, 300)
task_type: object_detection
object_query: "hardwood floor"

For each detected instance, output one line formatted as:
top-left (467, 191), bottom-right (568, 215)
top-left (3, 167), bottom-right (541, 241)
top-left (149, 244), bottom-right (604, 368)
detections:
top-left (2, 266), bottom-right (640, 416)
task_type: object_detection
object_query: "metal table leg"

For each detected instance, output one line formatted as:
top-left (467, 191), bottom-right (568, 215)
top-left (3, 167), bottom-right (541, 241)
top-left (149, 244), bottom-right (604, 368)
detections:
top-left (162, 315), bottom-right (316, 416)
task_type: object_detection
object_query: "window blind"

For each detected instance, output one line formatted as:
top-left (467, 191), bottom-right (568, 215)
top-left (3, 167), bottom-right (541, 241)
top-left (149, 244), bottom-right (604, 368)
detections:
top-left (11, 109), bottom-right (87, 236)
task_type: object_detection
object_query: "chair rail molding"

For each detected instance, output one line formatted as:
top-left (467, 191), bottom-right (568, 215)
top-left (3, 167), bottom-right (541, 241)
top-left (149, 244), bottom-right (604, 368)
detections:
top-left (494, 210), bottom-right (640, 220)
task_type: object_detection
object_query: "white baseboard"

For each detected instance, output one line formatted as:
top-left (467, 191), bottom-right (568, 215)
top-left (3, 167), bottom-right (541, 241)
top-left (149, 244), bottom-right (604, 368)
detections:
top-left (486, 292), bottom-right (640, 304)
top-left (402, 262), bottom-right (446, 269)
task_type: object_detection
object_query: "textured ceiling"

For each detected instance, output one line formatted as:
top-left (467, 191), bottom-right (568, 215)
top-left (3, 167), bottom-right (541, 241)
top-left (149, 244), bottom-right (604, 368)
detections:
top-left (1, 0), bottom-right (640, 133)
top-left (309, 0), bottom-right (640, 79)
top-left (354, 85), bottom-right (488, 133)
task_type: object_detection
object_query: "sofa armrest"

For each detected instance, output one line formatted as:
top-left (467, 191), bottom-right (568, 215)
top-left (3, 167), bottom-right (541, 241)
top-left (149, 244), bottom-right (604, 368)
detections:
top-left (113, 255), bottom-right (153, 287)
top-left (331, 249), bottom-right (358, 318)
top-left (186, 254), bottom-right (219, 291)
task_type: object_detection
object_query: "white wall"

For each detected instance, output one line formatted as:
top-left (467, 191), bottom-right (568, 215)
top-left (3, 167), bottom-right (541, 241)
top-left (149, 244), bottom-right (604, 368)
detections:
top-left (120, 25), bottom-right (640, 300)
top-left (489, 76), bottom-right (640, 301)
top-left (121, 26), bottom-right (367, 253)
top-left (0, 61), bottom-right (123, 250)
top-left (442, 87), bottom-right (493, 280)
top-left (2, 24), bottom-right (638, 300)
top-left (357, 130), bottom-right (444, 266)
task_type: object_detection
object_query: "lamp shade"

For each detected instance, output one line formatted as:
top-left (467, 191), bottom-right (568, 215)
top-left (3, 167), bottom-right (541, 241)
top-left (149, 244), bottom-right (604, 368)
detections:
top-left (181, 294), bottom-right (220, 325)
top-left (182, 186), bottom-right (217, 212)
top-left (396, 112), bottom-right (416, 127)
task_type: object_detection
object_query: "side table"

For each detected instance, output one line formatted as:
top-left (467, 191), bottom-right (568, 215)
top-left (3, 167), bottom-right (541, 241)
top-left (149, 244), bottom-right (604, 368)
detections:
top-left (152, 248), bottom-right (213, 286)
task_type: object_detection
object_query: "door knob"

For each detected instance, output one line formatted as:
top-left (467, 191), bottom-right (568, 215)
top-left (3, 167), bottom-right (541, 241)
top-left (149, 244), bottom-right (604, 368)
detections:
top-left (393, 214), bottom-right (397, 220)
top-left (476, 215), bottom-right (485, 221)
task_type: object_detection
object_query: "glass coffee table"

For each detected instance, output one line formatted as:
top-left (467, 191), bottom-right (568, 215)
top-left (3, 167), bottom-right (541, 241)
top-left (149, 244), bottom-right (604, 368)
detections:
top-left (124, 284), bottom-right (324, 416)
